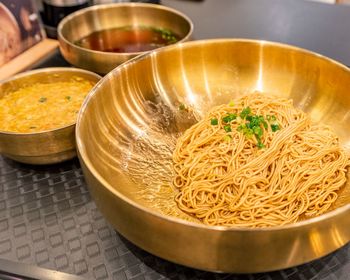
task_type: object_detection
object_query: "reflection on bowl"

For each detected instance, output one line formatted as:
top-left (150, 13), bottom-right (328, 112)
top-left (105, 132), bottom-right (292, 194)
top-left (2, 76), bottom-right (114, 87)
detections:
top-left (57, 3), bottom-right (193, 74)
top-left (0, 67), bottom-right (100, 165)
top-left (76, 39), bottom-right (350, 273)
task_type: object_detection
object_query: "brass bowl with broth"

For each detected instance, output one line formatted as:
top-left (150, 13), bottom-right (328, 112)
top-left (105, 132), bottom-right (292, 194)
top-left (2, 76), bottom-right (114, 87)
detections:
top-left (76, 39), bottom-right (350, 273)
top-left (0, 67), bottom-right (100, 165)
top-left (57, 3), bottom-right (193, 74)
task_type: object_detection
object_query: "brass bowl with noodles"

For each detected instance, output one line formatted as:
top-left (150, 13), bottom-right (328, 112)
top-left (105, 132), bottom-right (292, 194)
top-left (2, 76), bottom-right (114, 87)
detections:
top-left (76, 39), bottom-right (350, 273)
top-left (0, 67), bottom-right (100, 165)
top-left (57, 3), bottom-right (193, 74)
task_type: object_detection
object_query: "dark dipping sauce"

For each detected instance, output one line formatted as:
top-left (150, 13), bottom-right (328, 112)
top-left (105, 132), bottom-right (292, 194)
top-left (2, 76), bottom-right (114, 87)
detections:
top-left (75, 26), bottom-right (180, 53)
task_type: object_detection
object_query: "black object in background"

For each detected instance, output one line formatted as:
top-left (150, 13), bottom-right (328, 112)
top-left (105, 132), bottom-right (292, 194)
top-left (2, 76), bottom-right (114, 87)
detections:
top-left (41, 0), bottom-right (89, 38)
top-left (41, 0), bottom-right (160, 38)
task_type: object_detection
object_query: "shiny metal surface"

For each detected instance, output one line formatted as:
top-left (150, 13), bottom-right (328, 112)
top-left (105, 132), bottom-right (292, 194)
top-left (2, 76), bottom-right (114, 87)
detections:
top-left (57, 3), bottom-right (193, 74)
top-left (76, 39), bottom-right (350, 273)
top-left (0, 67), bottom-right (100, 165)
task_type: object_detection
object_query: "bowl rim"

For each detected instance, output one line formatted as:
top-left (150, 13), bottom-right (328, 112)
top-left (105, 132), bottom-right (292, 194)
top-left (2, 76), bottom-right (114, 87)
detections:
top-left (57, 2), bottom-right (194, 57)
top-left (76, 38), bottom-right (350, 233)
top-left (0, 67), bottom-right (101, 136)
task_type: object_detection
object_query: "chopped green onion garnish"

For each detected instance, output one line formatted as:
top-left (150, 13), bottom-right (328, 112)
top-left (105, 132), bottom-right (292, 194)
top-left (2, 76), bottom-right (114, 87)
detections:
top-left (237, 124), bottom-right (253, 138)
top-left (253, 126), bottom-right (263, 137)
top-left (224, 125), bottom-right (232, 132)
top-left (236, 111), bottom-right (280, 149)
top-left (229, 101), bottom-right (235, 107)
top-left (223, 135), bottom-right (232, 142)
top-left (179, 103), bottom-right (186, 110)
top-left (271, 124), bottom-right (280, 132)
top-left (266, 115), bottom-right (278, 123)
top-left (240, 107), bottom-right (251, 119)
top-left (230, 108), bottom-right (280, 149)
top-left (262, 120), bottom-right (268, 130)
top-left (257, 141), bottom-right (265, 149)
top-left (39, 97), bottom-right (47, 103)
top-left (211, 118), bottom-right (218, 125)
top-left (222, 113), bottom-right (237, 123)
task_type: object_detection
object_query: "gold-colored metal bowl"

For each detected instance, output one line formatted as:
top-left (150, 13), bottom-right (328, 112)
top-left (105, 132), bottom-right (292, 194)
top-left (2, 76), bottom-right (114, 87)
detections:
top-left (76, 39), bottom-right (350, 273)
top-left (57, 3), bottom-right (193, 74)
top-left (0, 67), bottom-right (101, 165)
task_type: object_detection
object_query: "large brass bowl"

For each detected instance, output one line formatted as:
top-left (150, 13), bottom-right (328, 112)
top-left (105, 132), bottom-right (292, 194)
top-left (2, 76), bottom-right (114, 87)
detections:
top-left (57, 3), bottom-right (193, 74)
top-left (76, 39), bottom-right (350, 273)
top-left (0, 67), bottom-right (101, 165)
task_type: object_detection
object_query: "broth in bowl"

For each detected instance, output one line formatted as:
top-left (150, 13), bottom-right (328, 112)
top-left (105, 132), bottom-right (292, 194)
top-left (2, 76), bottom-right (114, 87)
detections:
top-left (75, 26), bottom-right (179, 53)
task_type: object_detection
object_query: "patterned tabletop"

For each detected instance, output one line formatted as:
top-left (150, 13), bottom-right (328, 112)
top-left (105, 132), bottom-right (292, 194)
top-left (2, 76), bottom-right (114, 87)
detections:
top-left (0, 155), bottom-right (349, 280)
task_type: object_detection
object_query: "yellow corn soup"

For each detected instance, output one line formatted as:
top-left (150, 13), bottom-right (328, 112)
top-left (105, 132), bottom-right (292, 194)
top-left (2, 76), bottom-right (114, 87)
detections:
top-left (0, 77), bottom-right (94, 133)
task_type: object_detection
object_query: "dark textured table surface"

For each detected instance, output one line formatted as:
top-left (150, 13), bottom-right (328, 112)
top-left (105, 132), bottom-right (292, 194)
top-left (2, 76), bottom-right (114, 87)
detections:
top-left (2, 0), bottom-right (350, 279)
top-left (1, 155), bottom-right (350, 280)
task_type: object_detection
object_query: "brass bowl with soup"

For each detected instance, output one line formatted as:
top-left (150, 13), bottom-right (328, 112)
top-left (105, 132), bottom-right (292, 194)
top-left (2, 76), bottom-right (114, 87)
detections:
top-left (57, 3), bottom-right (193, 74)
top-left (0, 67), bottom-right (100, 164)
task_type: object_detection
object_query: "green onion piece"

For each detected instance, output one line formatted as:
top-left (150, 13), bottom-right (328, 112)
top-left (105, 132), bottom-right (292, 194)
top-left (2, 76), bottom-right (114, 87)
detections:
top-left (224, 125), bottom-right (232, 132)
top-left (262, 120), bottom-right (268, 130)
top-left (222, 113), bottom-right (237, 123)
top-left (240, 107), bottom-right (251, 119)
top-left (223, 135), bottom-right (232, 142)
top-left (229, 101), bottom-right (235, 107)
top-left (39, 97), bottom-right (47, 103)
top-left (245, 129), bottom-right (254, 139)
top-left (253, 126), bottom-right (263, 137)
top-left (179, 103), bottom-right (186, 111)
top-left (65, 96), bottom-right (71, 101)
top-left (271, 124), bottom-right (280, 132)
top-left (257, 141), bottom-right (265, 149)
top-left (211, 118), bottom-right (218, 125)
top-left (267, 115), bottom-right (278, 123)
top-left (237, 124), bottom-right (253, 138)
